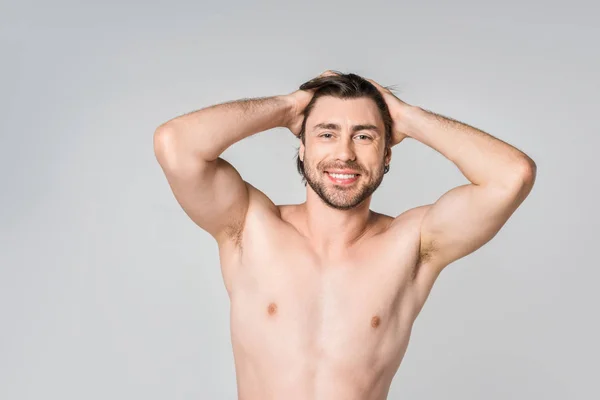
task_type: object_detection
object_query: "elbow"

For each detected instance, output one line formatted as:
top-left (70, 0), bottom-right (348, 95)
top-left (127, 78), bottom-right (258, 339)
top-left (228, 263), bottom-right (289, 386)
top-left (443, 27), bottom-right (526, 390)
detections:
top-left (153, 125), bottom-right (211, 172)
top-left (153, 122), bottom-right (217, 167)
top-left (153, 124), bottom-right (189, 171)
top-left (504, 156), bottom-right (537, 199)
top-left (153, 125), bottom-right (174, 163)
top-left (516, 156), bottom-right (537, 187)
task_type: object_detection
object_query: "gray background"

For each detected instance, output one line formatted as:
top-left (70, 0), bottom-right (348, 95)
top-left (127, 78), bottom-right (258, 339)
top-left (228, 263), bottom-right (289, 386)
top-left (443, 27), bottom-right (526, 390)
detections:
top-left (1, 0), bottom-right (598, 399)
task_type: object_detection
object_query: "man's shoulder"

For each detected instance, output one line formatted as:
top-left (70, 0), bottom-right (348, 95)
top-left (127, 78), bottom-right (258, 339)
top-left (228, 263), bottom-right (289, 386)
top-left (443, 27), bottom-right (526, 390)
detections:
top-left (385, 204), bottom-right (432, 232)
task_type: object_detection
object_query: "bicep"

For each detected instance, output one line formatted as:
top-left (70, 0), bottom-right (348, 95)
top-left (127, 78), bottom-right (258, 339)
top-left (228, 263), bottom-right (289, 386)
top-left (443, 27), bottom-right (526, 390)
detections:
top-left (155, 134), bottom-right (249, 243)
top-left (419, 182), bottom-right (529, 269)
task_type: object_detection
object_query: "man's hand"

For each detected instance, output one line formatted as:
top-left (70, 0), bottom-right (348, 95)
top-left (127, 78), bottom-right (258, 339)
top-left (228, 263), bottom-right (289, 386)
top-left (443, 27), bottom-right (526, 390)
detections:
top-left (283, 70), bottom-right (339, 137)
top-left (366, 77), bottom-right (414, 146)
top-left (282, 88), bottom-right (314, 137)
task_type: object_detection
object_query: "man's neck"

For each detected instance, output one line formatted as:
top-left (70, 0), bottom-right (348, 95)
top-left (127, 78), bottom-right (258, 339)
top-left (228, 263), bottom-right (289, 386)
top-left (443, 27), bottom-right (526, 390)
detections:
top-left (300, 189), bottom-right (374, 258)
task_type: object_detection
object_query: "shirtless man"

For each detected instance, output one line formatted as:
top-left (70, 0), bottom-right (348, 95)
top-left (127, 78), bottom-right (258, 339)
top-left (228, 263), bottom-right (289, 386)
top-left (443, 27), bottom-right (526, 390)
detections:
top-left (153, 70), bottom-right (536, 400)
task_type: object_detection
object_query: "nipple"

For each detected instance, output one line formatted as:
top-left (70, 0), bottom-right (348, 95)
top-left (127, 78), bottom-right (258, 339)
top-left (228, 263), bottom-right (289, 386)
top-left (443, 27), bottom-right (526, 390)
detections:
top-left (371, 315), bottom-right (381, 328)
top-left (267, 302), bottom-right (278, 316)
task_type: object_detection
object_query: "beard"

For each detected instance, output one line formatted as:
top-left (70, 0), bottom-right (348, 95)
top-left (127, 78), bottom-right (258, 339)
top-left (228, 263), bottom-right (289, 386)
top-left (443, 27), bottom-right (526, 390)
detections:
top-left (302, 155), bottom-right (386, 210)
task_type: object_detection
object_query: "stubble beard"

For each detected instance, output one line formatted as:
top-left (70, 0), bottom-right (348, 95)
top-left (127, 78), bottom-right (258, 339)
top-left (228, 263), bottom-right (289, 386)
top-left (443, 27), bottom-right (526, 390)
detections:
top-left (302, 155), bottom-right (386, 211)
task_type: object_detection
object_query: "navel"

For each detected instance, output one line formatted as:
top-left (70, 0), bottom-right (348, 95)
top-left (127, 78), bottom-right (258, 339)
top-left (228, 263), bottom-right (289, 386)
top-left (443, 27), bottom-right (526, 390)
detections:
top-left (371, 315), bottom-right (381, 328)
top-left (267, 302), bottom-right (278, 316)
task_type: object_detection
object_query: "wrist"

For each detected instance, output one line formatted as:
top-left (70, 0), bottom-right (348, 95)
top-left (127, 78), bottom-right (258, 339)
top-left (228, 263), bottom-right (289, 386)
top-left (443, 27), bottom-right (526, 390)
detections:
top-left (396, 104), bottom-right (423, 138)
top-left (276, 94), bottom-right (296, 128)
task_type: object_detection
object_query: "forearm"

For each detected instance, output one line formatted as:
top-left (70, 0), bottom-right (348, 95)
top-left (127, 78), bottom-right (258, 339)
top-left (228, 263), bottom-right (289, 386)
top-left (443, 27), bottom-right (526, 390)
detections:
top-left (401, 106), bottom-right (536, 188)
top-left (155, 95), bottom-right (291, 163)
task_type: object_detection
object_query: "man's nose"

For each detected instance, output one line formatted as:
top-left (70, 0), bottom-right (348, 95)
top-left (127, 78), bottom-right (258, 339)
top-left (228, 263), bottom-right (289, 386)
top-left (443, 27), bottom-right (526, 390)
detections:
top-left (333, 136), bottom-right (356, 161)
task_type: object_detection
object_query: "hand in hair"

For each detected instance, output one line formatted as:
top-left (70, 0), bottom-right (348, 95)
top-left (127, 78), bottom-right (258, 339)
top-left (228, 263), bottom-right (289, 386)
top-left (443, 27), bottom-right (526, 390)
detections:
top-left (367, 77), bottom-right (413, 146)
top-left (282, 70), bottom-right (340, 137)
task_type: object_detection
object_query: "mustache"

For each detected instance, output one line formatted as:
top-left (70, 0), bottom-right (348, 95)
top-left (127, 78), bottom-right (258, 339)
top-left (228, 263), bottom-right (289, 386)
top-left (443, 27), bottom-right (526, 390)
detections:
top-left (320, 162), bottom-right (365, 173)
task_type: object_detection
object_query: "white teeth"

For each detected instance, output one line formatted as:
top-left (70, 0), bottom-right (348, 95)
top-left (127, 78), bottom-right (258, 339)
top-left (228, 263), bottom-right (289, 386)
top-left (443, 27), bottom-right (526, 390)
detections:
top-left (330, 173), bottom-right (356, 179)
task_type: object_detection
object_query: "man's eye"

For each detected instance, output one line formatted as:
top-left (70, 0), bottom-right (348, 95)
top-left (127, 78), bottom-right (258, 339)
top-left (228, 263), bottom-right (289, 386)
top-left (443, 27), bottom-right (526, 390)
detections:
top-left (356, 134), bottom-right (371, 140)
top-left (321, 132), bottom-right (333, 138)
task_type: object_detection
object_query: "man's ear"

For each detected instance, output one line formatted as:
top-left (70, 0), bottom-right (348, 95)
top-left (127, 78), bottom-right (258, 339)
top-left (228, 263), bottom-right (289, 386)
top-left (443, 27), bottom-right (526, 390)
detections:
top-left (384, 146), bottom-right (392, 166)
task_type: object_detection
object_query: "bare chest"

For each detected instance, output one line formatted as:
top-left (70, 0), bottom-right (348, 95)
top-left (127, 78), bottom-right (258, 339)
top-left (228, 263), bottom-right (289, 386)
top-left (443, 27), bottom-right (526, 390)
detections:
top-left (225, 225), bottom-right (421, 371)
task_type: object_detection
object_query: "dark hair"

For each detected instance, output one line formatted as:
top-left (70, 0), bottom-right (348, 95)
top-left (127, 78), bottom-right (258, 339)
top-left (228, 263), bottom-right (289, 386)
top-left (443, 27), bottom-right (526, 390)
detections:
top-left (295, 71), bottom-right (396, 184)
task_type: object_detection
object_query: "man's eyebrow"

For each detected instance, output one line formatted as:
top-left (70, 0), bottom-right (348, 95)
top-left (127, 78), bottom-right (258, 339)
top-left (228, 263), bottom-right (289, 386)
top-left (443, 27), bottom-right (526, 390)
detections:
top-left (313, 122), bottom-right (380, 134)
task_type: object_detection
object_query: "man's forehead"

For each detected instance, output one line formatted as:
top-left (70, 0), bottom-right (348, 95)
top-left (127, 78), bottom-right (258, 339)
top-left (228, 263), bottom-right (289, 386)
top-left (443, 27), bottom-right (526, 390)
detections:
top-left (311, 96), bottom-right (378, 113)
top-left (308, 97), bottom-right (383, 132)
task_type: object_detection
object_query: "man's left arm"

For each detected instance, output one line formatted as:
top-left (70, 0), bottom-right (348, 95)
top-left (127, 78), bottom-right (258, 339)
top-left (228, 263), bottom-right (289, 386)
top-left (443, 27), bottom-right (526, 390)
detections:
top-left (399, 105), bottom-right (537, 271)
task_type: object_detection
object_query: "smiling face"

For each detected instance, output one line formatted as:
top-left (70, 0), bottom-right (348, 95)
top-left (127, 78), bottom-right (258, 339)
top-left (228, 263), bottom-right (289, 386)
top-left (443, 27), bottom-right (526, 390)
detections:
top-left (299, 96), bottom-right (391, 210)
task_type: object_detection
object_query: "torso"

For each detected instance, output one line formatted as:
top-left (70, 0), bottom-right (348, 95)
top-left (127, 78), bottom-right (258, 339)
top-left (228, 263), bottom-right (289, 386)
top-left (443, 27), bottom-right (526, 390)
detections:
top-left (217, 188), bottom-right (441, 400)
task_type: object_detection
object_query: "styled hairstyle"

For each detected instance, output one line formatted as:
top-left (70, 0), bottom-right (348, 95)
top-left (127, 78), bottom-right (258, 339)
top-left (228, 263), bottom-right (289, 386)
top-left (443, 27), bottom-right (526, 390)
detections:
top-left (295, 71), bottom-right (396, 184)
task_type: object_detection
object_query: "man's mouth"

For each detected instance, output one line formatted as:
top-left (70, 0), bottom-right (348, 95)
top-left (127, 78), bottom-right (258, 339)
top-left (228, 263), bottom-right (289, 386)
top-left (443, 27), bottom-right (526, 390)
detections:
top-left (325, 171), bottom-right (360, 184)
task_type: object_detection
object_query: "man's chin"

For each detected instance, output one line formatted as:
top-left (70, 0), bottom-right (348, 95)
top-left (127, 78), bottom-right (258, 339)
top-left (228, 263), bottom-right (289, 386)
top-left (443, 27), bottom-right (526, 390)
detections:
top-left (320, 190), bottom-right (366, 210)
top-left (305, 174), bottom-right (369, 209)
top-left (325, 198), bottom-right (365, 211)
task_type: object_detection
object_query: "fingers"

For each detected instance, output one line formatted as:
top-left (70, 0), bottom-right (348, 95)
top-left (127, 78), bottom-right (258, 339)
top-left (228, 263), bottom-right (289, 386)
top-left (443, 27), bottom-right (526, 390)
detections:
top-left (369, 78), bottom-right (396, 98)
top-left (367, 78), bottom-right (384, 91)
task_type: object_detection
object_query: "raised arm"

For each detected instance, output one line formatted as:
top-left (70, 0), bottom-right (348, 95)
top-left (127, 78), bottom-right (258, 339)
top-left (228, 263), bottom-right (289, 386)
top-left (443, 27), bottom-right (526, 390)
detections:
top-left (153, 95), bottom-right (293, 245)
top-left (367, 78), bottom-right (536, 277)
top-left (403, 106), bottom-right (537, 270)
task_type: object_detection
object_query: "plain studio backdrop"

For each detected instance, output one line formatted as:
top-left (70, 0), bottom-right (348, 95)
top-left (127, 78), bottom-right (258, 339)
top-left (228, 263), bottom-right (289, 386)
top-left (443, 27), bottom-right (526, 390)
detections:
top-left (1, 0), bottom-right (598, 399)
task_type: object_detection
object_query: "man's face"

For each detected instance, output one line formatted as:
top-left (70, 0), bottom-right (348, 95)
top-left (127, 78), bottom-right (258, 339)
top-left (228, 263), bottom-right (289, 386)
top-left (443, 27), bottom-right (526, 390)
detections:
top-left (300, 96), bottom-right (390, 210)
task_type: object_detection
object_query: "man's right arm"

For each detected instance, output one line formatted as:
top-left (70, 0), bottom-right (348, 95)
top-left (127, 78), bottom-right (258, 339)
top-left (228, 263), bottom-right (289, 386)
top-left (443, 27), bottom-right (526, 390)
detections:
top-left (153, 95), bottom-right (293, 245)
